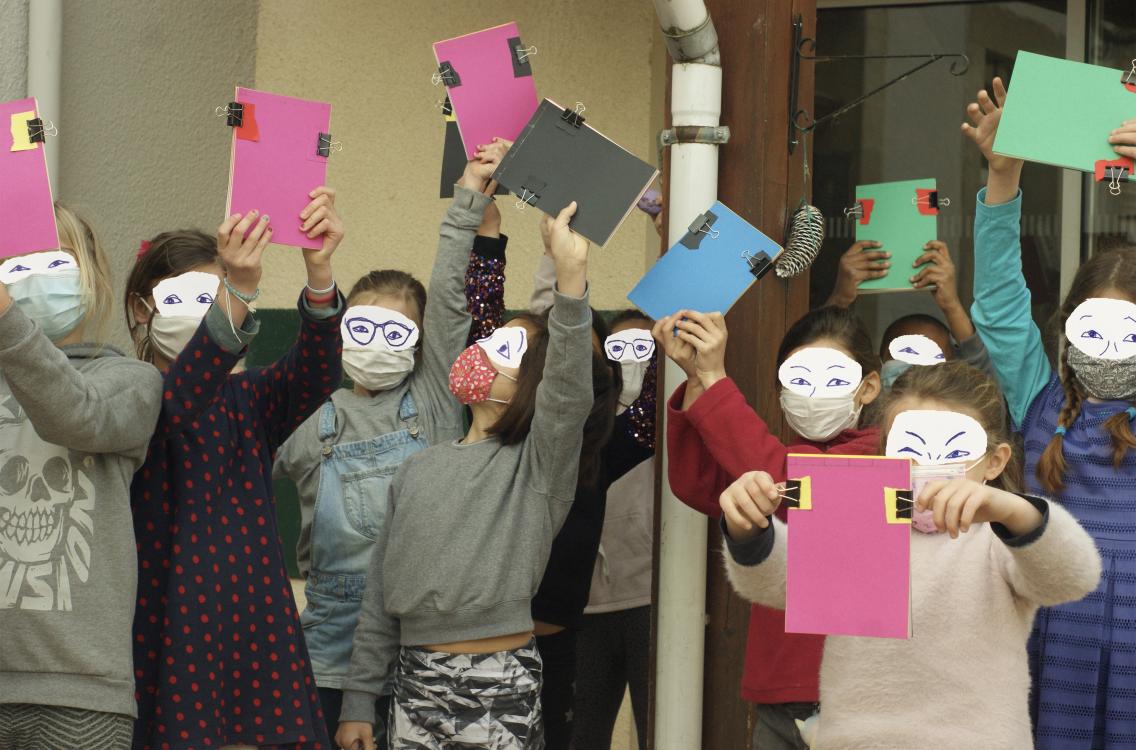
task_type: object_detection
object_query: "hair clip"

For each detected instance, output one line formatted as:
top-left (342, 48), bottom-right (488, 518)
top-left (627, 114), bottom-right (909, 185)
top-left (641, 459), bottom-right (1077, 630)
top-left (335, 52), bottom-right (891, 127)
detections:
top-left (1127, 406), bottom-right (1136, 421)
top-left (136, 239), bottom-right (152, 259)
top-left (1054, 425), bottom-right (1067, 436)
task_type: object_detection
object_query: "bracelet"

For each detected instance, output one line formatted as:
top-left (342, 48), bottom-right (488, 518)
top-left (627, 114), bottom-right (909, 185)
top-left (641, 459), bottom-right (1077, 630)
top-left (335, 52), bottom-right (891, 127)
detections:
top-left (305, 289), bottom-right (337, 304)
top-left (223, 276), bottom-right (261, 305)
top-left (305, 280), bottom-right (336, 296)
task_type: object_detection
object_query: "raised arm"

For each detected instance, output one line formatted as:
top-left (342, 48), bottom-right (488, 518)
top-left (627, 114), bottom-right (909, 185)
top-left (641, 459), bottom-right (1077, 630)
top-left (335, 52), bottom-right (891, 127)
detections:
top-left (523, 204), bottom-right (593, 507)
top-left (718, 471), bottom-right (790, 610)
top-left (961, 78), bottom-right (1051, 425)
top-left (824, 241), bottom-right (890, 308)
top-left (0, 303), bottom-right (162, 456)
top-left (465, 202), bottom-right (508, 345)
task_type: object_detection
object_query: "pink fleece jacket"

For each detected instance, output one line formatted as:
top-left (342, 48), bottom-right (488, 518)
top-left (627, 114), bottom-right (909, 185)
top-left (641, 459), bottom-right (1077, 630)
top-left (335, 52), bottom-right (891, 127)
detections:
top-left (723, 497), bottom-right (1101, 750)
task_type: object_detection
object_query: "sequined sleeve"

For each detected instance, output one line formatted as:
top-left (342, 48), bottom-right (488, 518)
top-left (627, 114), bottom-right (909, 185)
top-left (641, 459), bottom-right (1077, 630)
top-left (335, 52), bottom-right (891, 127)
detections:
top-left (624, 355), bottom-right (658, 451)
top-left (465, 233), bottom-right (508, 346)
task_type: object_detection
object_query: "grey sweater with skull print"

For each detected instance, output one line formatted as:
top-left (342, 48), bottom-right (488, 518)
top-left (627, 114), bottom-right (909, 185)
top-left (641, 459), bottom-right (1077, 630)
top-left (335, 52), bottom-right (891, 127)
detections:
top-left (0, 305), bottom-right (162, 718)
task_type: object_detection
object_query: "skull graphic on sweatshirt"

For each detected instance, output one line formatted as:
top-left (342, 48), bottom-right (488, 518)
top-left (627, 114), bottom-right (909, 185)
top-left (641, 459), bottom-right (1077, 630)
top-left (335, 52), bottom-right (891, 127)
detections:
top-left (0, 393), bottom-right (95, 610)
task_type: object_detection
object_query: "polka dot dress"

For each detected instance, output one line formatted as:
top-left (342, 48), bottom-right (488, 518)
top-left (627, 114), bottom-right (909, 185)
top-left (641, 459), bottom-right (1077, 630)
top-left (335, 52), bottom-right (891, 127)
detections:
top-left (131, 302), bottom-right (342, 750)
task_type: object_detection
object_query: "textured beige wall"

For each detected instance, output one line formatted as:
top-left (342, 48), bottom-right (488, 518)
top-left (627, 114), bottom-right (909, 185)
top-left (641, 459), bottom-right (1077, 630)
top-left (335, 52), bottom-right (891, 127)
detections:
top-left (254, 0), bottom-right (662, 310)
top-left (58, 0), bottom-right (259, 347)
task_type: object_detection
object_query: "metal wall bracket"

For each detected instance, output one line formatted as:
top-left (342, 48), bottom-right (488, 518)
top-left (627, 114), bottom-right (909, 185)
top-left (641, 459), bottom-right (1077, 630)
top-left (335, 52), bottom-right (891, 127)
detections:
top-left (787, 14), bottom-right (969, 153)
top-left (657, 125), bottom-right (731, 165)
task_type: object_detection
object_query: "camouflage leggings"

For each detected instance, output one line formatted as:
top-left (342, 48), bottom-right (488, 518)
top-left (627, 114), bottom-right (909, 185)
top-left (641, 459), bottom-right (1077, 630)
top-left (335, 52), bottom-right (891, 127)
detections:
top-left (389, 641), bottom-right (544, 749)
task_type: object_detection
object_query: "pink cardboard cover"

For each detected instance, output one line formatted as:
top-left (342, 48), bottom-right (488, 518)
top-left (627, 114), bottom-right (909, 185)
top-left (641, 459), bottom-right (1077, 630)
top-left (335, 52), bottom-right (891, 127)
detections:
top-left (785, 454), bottom-right (912, 639)
top-left (433, 22), bottom-right (539, 159)
top-left (226, 88), bottom-right (331, 250)
top-left (1, 98), bottom-right (59, 259)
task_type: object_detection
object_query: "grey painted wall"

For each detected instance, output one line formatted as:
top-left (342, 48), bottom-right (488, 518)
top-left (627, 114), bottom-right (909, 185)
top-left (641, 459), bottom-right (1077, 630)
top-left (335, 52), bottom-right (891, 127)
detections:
top-left (0, 0), bottom-right (28, 100)
top-left (58, 0), bottom-right (258, 347)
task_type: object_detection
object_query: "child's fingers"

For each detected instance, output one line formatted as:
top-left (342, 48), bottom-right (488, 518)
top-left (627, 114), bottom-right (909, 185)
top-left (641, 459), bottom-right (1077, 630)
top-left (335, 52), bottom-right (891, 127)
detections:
top-left (241, 214), bottom-right (270, 250)
top-left (958, 493), bottom-right (982, 534)
top-left (308, 186), bottom-right (337, 204)
top-left (943, 492), bottom-right (968, 538)
top-left (965, 103), bottom-right (983, 127)
top-left (750, 472), bottom-right (780, 503)
top-left (232, 210), bottom-right (259, 244)
top-left (914, 479), bottom-right (946, 511)
top-left (300, 193), bottom-right (332, 220)
top-left (554, 201), bottom-right (578, 227)
top-left (854, 250), bottom-right (891, 265)
top-left (977, 89), bottom-right (996, 116)
top-left (218, 213), bottom-right (242, 246)
top-left (992, 77), bottom-right (1007, 106)
top-left (1112, 145), bottom-right (1136, 160)
top-left (674, 329), bottom-right (711, 352)
top-left (248, 227), bottom-right (272, 266)
top-left (306, 218), bottom-right (331, 239)
top-left (301, 205), bottom-right (328, 233)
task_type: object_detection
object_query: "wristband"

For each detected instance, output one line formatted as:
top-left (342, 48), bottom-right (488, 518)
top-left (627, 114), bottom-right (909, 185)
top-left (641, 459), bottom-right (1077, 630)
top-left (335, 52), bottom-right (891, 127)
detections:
top-left (223, 277), bottom-right (261, 305)
top-left (305, 280), bottom-right (336, 296)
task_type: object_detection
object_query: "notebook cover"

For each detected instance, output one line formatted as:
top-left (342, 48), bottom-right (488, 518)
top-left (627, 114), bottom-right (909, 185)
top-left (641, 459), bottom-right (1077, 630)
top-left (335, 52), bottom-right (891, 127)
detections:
top-left (785, 454), bottom-right (912, 640)
top-left (994, 50), bottom-right (1136, 180)
top-left (853, 178), bottom-right (938, 293)
top-left (1, 98), bottom-right (59, 259)
top-left (226, 87), bottom-right (332, 250)
top-left (440, 98), bottom-right (507, 199)
top-left (433, 22), bottom-right (539, 160)
top-left (491, 99), bottom-right (659, 246)
top-left (627, 201), bottom-right (782, 319)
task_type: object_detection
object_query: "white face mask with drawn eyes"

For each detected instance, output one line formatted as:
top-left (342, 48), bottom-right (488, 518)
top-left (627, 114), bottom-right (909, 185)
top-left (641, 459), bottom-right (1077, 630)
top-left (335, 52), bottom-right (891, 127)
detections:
top-left (1064, 298), bottom-right (1136, 400)
top-left (888, 335), bottom-right (947, 367)
top-left (0, 251), bottom-right (87, 341)
top-left (886, 409), bottom-right (989, 534)
top-left (145, 272), bottom-right (221, 361)
top-left (477, 326), bottom-right (528, 369)
top-left (606, 329), bottom-right (655, 411)
top-left (777, 347), bottom-right (864, 442)
top-left (340, 305), bottom-right (421, 392)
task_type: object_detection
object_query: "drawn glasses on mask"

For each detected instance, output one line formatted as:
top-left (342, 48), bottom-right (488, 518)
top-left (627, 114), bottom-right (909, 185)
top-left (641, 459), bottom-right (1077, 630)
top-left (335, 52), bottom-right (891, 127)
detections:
top-left (0, 251), bottom-right (77, 284)
top-left (341, 306), bottom-right (420, 352)
top-left (1065, 297), bottom-right (1136, 361)
top-left (605, 329), bottom-right (655, 363)
top-left (778, 347), bottom-right (863, 398)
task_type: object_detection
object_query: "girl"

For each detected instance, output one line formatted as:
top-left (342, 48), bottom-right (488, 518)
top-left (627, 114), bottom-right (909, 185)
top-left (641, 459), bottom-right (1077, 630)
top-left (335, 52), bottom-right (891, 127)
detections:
top-left (0, 205), bottom-right (162, 749)
top-left (963, 78), bottom-right (1136, 747)
top-left (658, 305), bottom-right (882, 750)
top-left (127, 189), bottom-right (345, 750)
top-left (336, 202), bottom-right (594, 750)
top-left (273, 143), bottom-right (509, 745)
top-left (571, 308), bottom-right (658, 750)
top-left (718, 361), bottom-right (1101, 749)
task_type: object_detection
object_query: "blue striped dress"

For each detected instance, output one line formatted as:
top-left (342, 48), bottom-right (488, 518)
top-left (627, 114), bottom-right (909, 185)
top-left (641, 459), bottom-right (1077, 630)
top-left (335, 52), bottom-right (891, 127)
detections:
top-left (972, 188), bottom-right (1136, 748)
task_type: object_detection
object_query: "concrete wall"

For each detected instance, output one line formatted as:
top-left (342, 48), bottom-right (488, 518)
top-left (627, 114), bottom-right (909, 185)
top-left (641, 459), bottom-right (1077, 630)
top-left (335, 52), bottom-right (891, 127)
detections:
top-left (253, 0), bottom-right (663, 311)
top-left (0, 0), bottom-right (27, 101)
top-left (58, 0), bottom-right (259, 347)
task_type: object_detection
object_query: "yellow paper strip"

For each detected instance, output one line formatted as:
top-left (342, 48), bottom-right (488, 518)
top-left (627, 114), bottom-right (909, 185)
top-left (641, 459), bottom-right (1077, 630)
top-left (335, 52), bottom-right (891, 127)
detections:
top-left (9, 111), bottom-right (38, 152)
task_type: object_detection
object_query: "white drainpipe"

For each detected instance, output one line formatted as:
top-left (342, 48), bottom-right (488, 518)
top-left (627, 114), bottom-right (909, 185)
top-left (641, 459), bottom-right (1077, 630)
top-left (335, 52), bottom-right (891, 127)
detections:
top-left (27, 0), bottom-right (63, 192)
top-left (651, 2), bottom-right (721, 749)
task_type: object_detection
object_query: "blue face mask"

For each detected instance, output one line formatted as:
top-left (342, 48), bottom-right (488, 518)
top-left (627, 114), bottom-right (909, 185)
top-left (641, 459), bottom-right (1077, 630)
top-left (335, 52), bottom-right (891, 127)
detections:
top-left (880, 359), bottom-right (912, 389)
top-left (7, 268), bottom-right (88, 341)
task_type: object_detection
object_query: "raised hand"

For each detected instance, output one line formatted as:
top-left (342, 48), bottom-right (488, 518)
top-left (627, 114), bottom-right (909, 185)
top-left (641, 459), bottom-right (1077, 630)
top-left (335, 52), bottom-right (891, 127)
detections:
top-left (298, 187), bottom-right (344, 298)
top-left (652, 315), bottom-right (699, 380)
top-left (543, 201), bottom-right (588, 297)
top-left (217, 209), bottom-right (270, 298)
top-left (910, 241), bottom-right (960, 309)
top-left (826, 241), bottom-right (888, 308)
top-left (721, 471), bottom-right (783, 540)
top-left (459, 137), bottom-right (512, 194)
top-left (960, 77), bottom-right (1019, 173)
top-left (670, 310), bottom-right (728, 390)
top-left (1108, 119), bottom-right (1136, 159)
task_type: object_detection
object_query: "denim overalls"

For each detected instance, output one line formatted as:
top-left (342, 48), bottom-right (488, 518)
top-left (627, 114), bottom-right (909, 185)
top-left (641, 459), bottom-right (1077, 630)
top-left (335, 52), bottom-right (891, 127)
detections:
top-left (300, 391), bottom-right (428, 688)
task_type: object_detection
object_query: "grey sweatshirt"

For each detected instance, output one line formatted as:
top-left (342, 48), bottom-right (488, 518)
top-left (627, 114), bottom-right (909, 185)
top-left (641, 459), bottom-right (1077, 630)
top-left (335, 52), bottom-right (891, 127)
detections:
top-left (340, 289), bottom-right (594, 723)
top-left (0, 306), bottom-right (163, 718)
top-left (275, 187), bottom-right (488, 577)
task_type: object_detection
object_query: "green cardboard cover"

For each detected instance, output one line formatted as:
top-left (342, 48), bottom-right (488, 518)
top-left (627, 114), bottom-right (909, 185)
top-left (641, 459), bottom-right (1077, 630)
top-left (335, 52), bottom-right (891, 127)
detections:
top-left (994, 51), bottom-right (1136, 181)
top-left (854, 178), bottom-right (939, 293)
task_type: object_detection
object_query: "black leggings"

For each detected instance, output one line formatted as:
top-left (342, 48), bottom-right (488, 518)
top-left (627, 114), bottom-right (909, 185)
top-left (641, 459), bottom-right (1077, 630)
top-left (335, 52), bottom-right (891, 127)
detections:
top-left (570, 606), bottom-right (650, 750)
top-left (535, 629), bottom-right (579, 750)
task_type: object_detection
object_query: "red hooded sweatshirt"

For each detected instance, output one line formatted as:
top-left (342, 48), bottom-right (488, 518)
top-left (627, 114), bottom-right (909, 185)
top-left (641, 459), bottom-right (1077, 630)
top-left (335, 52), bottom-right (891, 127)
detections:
top-left (667, 377), bottom-right (880, 704)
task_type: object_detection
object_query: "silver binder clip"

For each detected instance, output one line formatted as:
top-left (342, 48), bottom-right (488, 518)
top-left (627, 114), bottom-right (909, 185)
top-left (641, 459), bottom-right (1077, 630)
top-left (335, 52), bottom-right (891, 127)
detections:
top-left (515, 45), bottom-right (538, 62)
top-left (844, 202), bottom-right (864, 219)
top-left (1123, 58), bottom-right (1136, 86)
top-left (912, 194), bottom-right (950, 209)
top-left (515, 188), bottom-right (538, 211)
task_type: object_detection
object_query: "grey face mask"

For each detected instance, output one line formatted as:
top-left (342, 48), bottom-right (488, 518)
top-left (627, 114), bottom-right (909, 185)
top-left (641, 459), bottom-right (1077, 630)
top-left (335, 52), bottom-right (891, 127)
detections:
top-left (1067, 346), bottom-right (1136, 401)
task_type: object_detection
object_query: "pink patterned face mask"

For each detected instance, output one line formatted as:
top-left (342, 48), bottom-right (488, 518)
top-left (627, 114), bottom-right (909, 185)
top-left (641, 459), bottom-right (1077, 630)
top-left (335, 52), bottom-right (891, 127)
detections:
top-left (448, 344), bottom-right (516, 405)
top-left (909, 461), bottom-right (983, 534)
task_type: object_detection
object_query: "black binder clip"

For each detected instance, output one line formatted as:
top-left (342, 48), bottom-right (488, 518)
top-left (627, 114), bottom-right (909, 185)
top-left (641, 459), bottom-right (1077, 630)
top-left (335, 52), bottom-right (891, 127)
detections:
top-left (679, 210), bottom-right (719, 249)
top-left (216, 102), bottom-right (243, 127)
top-left (893, 489), bottom-right (913, 520)
top-left (316, 133), bottom-right (337, 158)
top-left (743, 250), bottom-right (775, 280)
top-left (779, 479), bottom-right (805, 509)
top-left (515, 179), bottom-right (544, 211)
top-left (26, 118), bottom-right (47, 143)
top-left (434, 61), bottom-right (461, 87)
top-left (441, 96), bottom-right (453, 117)
top-left (509, 36), bottom-right (536, 77)
top-left (560, 102), bottom-right (586, 129)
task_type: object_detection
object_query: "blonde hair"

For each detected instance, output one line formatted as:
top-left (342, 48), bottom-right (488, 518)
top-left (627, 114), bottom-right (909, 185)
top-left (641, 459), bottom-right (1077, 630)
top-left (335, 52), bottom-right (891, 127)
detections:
top-left (54, 202), bottom-right (113, 344)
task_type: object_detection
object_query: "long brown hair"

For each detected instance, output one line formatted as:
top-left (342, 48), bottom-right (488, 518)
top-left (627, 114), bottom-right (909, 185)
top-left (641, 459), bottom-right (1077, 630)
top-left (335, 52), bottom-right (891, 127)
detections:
top-left (1037, 247), bottom-right (1136, 493)
top-left (884, 361), bottom-right (1021, 493)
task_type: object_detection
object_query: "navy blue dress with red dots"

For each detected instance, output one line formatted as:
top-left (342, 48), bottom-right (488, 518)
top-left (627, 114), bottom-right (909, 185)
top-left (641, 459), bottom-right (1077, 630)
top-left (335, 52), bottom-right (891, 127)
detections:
top-left (131, 297), bottom-right (343, 750)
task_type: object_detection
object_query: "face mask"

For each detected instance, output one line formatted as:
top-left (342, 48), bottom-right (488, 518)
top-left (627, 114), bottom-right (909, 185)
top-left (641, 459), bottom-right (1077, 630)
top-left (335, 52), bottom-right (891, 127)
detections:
top-left (448, 344), bottom-right (516, 405)
top-left (149, 313), bottom-right (203, 361)
top-left (617, 360), bottom-right (650, 413)
top-left (778, 347), bottom-right (863, 398)
top-left (779, 389), bottom-right (862, 443)
top-left (7, 269), bottom-right (88, 341)
top-left (477, 326), bottom-right (527, 369)
top-left (1064, 297), bottom-right (1136, 361)
top-left (141, 271), bottom-right (220, 360)
top-left (343, 347), bottom-right (415, 392)
top-left (888, 334), bottom-right (947, 366)
top-left (880, 359), bottom-right (912, 389)
top-left (1067, 346), bottom-right (1136, 401)
top-left (908, 463), bottom-right (967, 535)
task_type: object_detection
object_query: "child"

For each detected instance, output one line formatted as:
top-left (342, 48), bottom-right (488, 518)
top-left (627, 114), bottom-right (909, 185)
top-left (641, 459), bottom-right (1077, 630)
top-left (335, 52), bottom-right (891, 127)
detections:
top-left (0, 205), bottom-right (163, 748)
top-left (658, 305), bottom-right (882, 750)
top-left (336, 202), bottom-right (594, 750)
top-left (273, 144), bottom-right (509, 745)
top-left (719, 361), bottom-right (1101, 749)
top-left (963, 78), bottom-right (1136, 747)
top-left (126, 190), bottom-right (345, 750)
top-left (572, 309), bottom-right (658, 750)
top-left (825, 239), bottom-right (992, 386)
